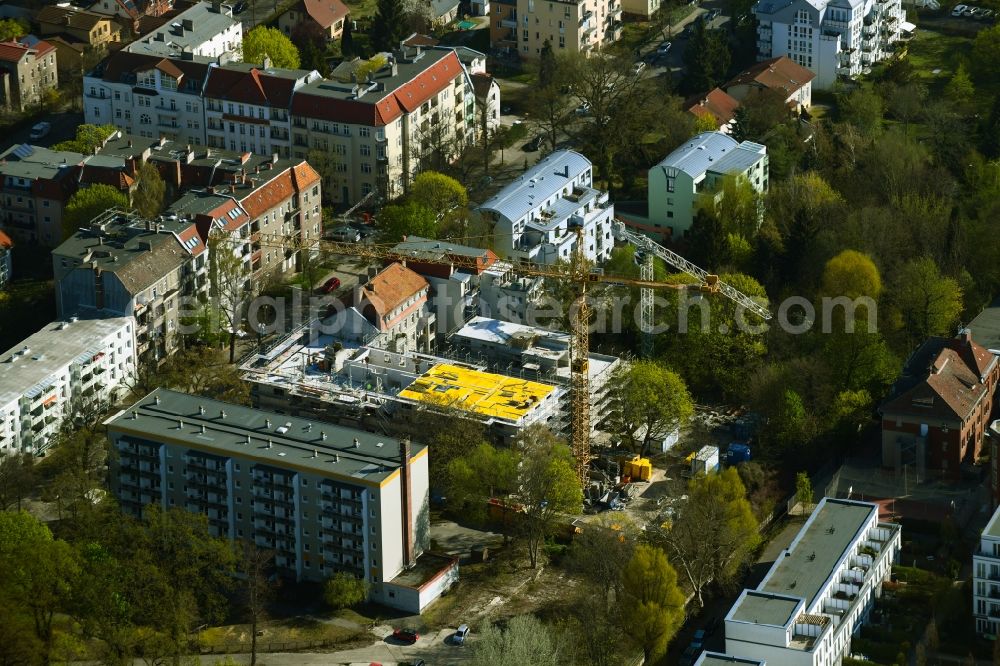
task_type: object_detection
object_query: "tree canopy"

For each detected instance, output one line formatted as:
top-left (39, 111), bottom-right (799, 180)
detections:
top-left (619, 544), bottom-right (685, 663)
top-left (52, 124), bottom-right (118, 154)
top-left (132, 162), bottom-right (166, 220)
top-left (371, 0), bottom-right (407, 51)
top-left (241, 26), bottom-right (300, 69)
top-left (64, 184), bottom-right (129, 240)
top-left (607, 360), bottom-right (693, 456)
top-left (379, 202), bottom-right (438, 241)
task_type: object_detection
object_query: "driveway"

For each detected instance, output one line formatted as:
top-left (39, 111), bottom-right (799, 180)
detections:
top-left (4, 110), bottom-right (82, 150)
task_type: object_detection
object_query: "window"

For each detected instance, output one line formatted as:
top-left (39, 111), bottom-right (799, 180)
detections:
top-left (666, 176), bottom-right (675, 193)
top-left (360, 127), bottom-right (370, 137)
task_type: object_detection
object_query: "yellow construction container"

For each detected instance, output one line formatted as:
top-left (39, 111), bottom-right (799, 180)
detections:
top-left (622, 456), bottom-right (653, 482)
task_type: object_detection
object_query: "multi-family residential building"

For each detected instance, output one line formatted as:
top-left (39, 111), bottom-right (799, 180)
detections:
top-left (695, 655), bottom-right (765, 666)
top-left (166, 154), bottom-right (323, 280)
top-left (290, 46), bottom-right (474, 204)
top-left (446, 46), bottom-right (502, 135)
top-left (975, 505), bottom-right (1000, 638)
top-left (0, 316), bottom-right (136, 456)
top-left (623, 132), bottom-right (768, 243)
top-left (754, 0), bottom-right (905, 90)
top-left (478, 150), bottom-right (615, 264)
top-left (0, 144), bottom-right (84, 245)
top-left (53, 210), bottom-right (208, 362)
top-left (621, 0), bottom-right (660, 19)
top-left (36, 5), bottom-right (121, 74)
top-left (327, 263), bottom-right (436, 353)
top-left (84, 50), bottom-right (213, 145)
top-left (723, 55), bottom-right (815, 112)
top-left (451, 316), bottom-right (621, 435)
top-left (684, 88), bottom-right (740, 134)
top-left (203, 63), bottom-right (321, 158)
top-left (125, 1), bottom-right (242, 58)
top-left (278, 0), bottom-right (350, 41)
top-left (515, 0), bottom-right (623, 58)
top-left (0, 230), bottom-right (12, 287)
top-left (725, 498), bottom-right (901, 665)
top-left (241, 328), bottom-right (567, 444)
top-left (880, 329), bottom-right (999, 481)
top-left (105, 388), bottom-right (459, 612)
top-left (489, 0), bottom-right (519, 51)
top-left (0, 37), bottom-right (58, 111)
top-left (87, 0), bottom-right (173, 34)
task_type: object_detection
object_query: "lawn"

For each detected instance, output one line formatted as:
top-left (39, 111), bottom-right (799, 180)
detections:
top-left (198, 616), bottom-right (366, 653)
top-left (905, 27), bottom-right (971, 85)
top-left (343, 0), bottom-right (377, 20)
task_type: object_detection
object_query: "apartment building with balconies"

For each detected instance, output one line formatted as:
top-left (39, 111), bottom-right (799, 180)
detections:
top-left (0, 144), bottom-right (84, 246)
top-left (0, 37), bottom-right (58, 111)
top-left (84, 50), bottom-right (212, 146)
top-left (489, 0), bottom-right (519, 50)
top-left (125, 1), bottom-right (242, 59)
top-left (203, 63), bottom-right (321, 158)
top-left (290, 46), bottom-right (474, 205)
top-left (478, 150), bottom-right (615, 264)
top-left (105, 388), bottom-right (456, 612)
top-left (52, 209), bottom-right (208, 362)
top-left (0, 316), bottom-right (136, 456)
top-left (975, 505), bottom-right (1000, 637)
top-left (724, 498), bottom-right (901, 666)
top-left (754, 0), bottom-right (905, 90)
top-left (515, 0), bottom-right (622, 59)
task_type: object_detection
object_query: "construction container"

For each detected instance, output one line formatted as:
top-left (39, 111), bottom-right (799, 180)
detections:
top-left (727, 442), bottom-right (752, 464)
top-left (691, 445), bottom-right (720, 476)
top-left (622, 456), bottom-right (652, 482)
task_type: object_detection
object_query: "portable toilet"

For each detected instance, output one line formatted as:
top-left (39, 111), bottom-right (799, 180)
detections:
top-left (691, 445), bottom-right (720, 476)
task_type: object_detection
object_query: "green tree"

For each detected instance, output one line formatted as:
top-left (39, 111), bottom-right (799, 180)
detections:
top-left (607, 360), bottom-right (693, 456)
top-left (0, 18), bottom-right (27, 41)
top-left (447, 442), bottom-right (520, 526)
top-left (340, 18), bottom-right (354, 57)
top-left (515, 425), bottom-right (583, 568)
top-left (64, 184), bottom-right (129, 239)
top-left (840, 87), bottom-right (884, 136)
top-left (0, 511), bottom-right (80, 663)
top-left (355, 54), bottom-right (388, 82)
top-left (409, 171), bottom-right (468, 213)
top-left (821, 249), bottom-right (882, 301)
top-left (886, 82), bottom-right (927, 135)
top-left (132, 161), bottom-right (165, 219)
top-left (653, 468), bottom-right (759, 607)
top-left (688, 200), bottom-right (730, 268)
top-left (0, 452), bottom-right (35, 511)
top-left (891, 257), bottom-right (963, 345)
top-left (207, 229), bottom-right (250, 363)
top-left (371, 0), bottom-right (407, 51)
top-left (539, 39), bottom-right (557, 87)
top-left (682, 21), bottom-right (731, 92)
top-left (241, 26), bottom-right (300, 68)
top-left (766, 389), bottom-right (808, 455)
top-left (52, 123), bottom-right (117, 153)
top-left (795, 471), bottom-right (814, 509)
top-left (379, 202), bottom-right (437, 241)
top-left (738, 87), bottom-right (792, 141)
top-left (404, 404), bottom-right (488, 489)
top-left (472, 615), bottom-right (563, 666)
top-left (945, 64), bottom-right (974, 111)
top-left (323, 572), bottom-right (369, 609)
top-left (971, 24), bottom-right (1000, 86)
top-left (566, 514), bottom-right (637, 605)
top-left (619, 544), bottom-right (685, 663)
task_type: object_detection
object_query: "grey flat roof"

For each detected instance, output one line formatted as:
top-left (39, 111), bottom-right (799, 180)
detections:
top-left (168, 189), bottom-right (234, 217)
top-left (696, 653), bottom-right (766, 666)
top-left (759, 498), bottom-right (876, 606)
top-left (297, 48), bottom-right (453, 102)
top-left (478, 150), bottom-right (592, 223)
top-left (969, 299), bottom-right (1000, 352)
top-left (392, 235), bottom-right (491, 260)
top-left (0, 316), bottom-right (133, 407)
top-left (653, 131), bottom-right (769, 180)
top-left (712, 141), bottom-right (767, 174)
top-left (386, 552), bottom-right (456, 588)
top-left (126, 1), bottom-right (239, 56)
top-left (0, 144), bottom-right (83, 181)
top-left (730, 590), bottom-right (801, 626)
top-left (106, 388), bottom-right (425, 485)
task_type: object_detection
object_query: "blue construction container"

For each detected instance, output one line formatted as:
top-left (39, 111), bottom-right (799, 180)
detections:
top-left (727, 442), bottom-right (751, 464)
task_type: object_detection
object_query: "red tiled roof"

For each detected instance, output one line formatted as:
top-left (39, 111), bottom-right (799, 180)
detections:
top-left (238, 161), bottom-right (317, 219)
top-left (101, 50), bottom-right (209, 85)
top-left (204, 66), bottom-right (300, 107)
top-left (360, 262), bottom-right (428, 320)
top-left (723, 56), bottom-right (815, 97)
top-left (0, 230), bottom-right (13, 248)
top-left (0, 41), bottom-right (29, 63)
top-left (300, 0), bottom-right (349, 29)
top-left (291, 51), bottom-right (463, 127)
top-left (176, 222), bottom-right (207, 256)
top-left (402, 33), bottom-right (440, 47)
top-left (684, 87), bottom-right (740, 125)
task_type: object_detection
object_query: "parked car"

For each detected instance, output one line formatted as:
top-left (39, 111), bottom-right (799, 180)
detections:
top-left (632, 61), bottom-right (646, 75)
top-left (656, 40), bottom-right (672, 55)
top-left (706, 8), bottom-right (721, 20)
top-left (982, 8), bottom-right (995, 18)
top-left (329, 225), bottom-right (361, 242)
top-left (453, 623), bottom-right (470, 645)
top-left (29, 122), bottom-right (50, 140)
top-left (963, 5), bottom-right (977, 15)
top-left (321, 276), bottom-right (341, 293)
top-left (968, 6), bottom-right (982, 15)
top-left (392, 628), bottom-right (419, 644)
top-left (575, 102), bottom-right (591, 115)
top-left (952, 3), bottom-right (968, 14)
top-left (523, 135), bottom-right (543, 152)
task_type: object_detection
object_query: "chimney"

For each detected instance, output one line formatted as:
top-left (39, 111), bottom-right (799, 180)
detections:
top-left (182, 18), bottom-right (193, 30)
top-left (391, 62), bottom-right (398, 77)
top-left (272, 152), bottom-right (279, 164)
top-left (399, 438), bottom-right (414, 566)
top-left (960, 328), bottom-right (973, 345)
top-left (127, 139), bottom-right (132, 148)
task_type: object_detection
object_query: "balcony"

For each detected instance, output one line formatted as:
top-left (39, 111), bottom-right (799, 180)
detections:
top-left (580, 9), bottom-right (593, 24)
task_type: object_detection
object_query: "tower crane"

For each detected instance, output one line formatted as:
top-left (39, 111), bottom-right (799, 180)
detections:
top-left (251, 223), bottom-right (769, 484)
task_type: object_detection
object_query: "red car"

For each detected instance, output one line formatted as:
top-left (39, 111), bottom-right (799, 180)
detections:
top-left (392, 628), bottom-right (419, 644)
top-left (322, 276), bottom-right (341, 293)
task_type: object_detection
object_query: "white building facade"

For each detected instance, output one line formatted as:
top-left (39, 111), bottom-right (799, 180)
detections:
top-left (974, 505), bottom-right (1000, 637)
top-left (754, 0), bottom-right (905, 90)
top-left (0, 316), bottom-right (136, 456)
top-left (725, 498), bottom-right (901, 666)
top-left (125, 1), bottom-right (242, 59)
top-left (477, 150), bottom-right (615, 265)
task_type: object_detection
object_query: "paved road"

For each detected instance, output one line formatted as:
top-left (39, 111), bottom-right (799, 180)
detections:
top-left (639, 2), bottom-right (731, 80)
top-left (3, 110), bottom-right (83, 151)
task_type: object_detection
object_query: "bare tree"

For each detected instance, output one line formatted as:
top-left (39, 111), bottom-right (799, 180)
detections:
top-left (207, 229), bottom-right (251, 363)
top-left (239, 541), bottom-right (276, 666)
